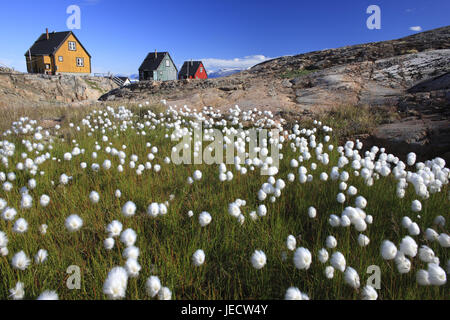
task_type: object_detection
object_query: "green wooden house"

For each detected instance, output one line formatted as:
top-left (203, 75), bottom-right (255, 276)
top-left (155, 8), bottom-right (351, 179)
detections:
top-left (139, 51), bottom-right (178, 81)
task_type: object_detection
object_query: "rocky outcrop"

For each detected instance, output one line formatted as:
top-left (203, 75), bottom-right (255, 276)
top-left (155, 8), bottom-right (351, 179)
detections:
top-left (248, 26), bottom-right (450, 162)
top-left (290, 49), bottom-right (449, 109)
top-left (100, 77), bottom-right (246, 102)
top-left (101, 27), bottom-right (449, 112)
top-left (249, 25), bottom-right (450, 75)
top-left (99, 75), bottom-right (298, 115)
top-left (367, 71), bottom-right (450, 163)
top-left (0, 73), bottom-right (118, 108)
top-left (98, 26), bottom-right (450, 162)
top-left (367, 117), bottom-right (450, 163)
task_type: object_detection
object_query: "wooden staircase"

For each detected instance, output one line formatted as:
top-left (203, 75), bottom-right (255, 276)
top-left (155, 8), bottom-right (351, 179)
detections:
top-left (111, 76), bottom-right (125, 87)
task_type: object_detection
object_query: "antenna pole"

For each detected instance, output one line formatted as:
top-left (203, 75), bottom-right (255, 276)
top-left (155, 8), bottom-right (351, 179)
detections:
top-left (28, 49), bottom-right (33, 73)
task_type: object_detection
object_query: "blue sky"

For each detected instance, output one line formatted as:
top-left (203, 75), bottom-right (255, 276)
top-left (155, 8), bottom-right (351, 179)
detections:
top-left (0, 0), bottom-right (448, 75)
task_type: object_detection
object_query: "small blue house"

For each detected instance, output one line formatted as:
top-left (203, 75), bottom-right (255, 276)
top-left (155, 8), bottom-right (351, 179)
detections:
top-left (139, 50), bottom-right (178, 81)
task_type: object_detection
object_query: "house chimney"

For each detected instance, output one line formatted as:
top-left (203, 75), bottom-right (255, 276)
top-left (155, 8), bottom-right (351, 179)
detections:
top-left (46, 28), bottom-right (49, 40)
top-left (155, 49), bottom-right (157, 58)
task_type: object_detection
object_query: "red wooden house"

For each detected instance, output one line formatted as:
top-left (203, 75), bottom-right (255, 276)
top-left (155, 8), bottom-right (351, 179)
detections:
top-left (178, 61), bottom-right (208, 80)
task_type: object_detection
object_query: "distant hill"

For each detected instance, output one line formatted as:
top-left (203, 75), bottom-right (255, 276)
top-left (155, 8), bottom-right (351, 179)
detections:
top-left (208, 68), bottom-right (243, 78)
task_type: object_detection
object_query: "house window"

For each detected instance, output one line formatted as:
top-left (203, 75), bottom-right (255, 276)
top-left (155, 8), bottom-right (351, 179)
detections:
top-left (76, 57), bottom-right (84, 67)
top-left (200, 67), bottom-right (203, 73)
top-left (58, 56), bottom-right (63, 62)
top-left (45, 64), bottom-right (50, 70)
top-left (165, 60), bottom-right (170, 67)
top-left (68, 41), bottom-right (76, 51)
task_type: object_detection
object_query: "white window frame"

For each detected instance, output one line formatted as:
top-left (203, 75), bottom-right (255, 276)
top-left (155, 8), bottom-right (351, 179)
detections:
top-left (68, 41), bottom-right (77, 51)
top-left (58, 56), bottom-right (63, 62)
top-left (45, 64), bottom-right (50, 70)
top-left (165, 60), bottom-right (170, 67)
top-left (76, 57), bottom-right (84, 67)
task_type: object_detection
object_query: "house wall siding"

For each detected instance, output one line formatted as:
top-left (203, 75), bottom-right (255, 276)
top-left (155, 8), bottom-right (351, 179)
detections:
top-left (156, 54), bottom-right (177, 81)
top-left (139, 53), bottom-right (178, 81)
top-left (54, 34), bottom-right (91, 74)
top-left (26, 55), bottom-right (53, 74)
top-left (178, 62), bottom-right (208, 80)
top-left (194, 63), bottom-right (208, 79)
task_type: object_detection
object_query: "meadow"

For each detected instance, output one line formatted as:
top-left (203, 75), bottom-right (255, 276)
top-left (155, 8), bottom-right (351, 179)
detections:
top-left (0, 102), bottom-right (448, 300)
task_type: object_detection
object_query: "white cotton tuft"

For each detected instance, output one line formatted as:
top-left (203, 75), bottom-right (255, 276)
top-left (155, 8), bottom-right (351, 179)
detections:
top-left (251, 250), bottom-right (267, 270)
top-left (381, 240), bottom-right (397, 260)
top-left (146, 276), bottom-right (161, 298)
top-left (293, 247), bottom-right (312, 270)
top-left (192, 249), bottom-right (206, 266)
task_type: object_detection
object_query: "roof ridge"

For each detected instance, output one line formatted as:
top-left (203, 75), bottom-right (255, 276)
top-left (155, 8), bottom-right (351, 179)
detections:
top-left (139, 51), bottom-right (177, 73)
top-left (179, 61), bottom-right (203, 77)
top-left (24, 31), bottom-right (91, 58)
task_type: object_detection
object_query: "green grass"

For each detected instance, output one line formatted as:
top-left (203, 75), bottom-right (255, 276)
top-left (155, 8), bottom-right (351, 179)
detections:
top-left (0, 104), bottom-right (448, 300)
top-left (315, 105), bottom-right (400, 140)
top-left (84, 79), bottom-right (106, 94)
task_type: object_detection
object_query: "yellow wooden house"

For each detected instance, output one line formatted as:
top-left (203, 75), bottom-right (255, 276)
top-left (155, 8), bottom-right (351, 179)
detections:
top-left (25, 29), bottom-right (91, 75)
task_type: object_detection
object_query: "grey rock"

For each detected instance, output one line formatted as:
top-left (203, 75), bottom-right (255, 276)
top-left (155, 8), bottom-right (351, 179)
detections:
top-left (0, 73), bottom-right (118, 107)
top-left (281, 79), bottom-right (292, 88)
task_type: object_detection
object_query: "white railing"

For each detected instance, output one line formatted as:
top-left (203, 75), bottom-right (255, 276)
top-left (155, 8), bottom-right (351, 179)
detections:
top-left (111, 76), bottom-right (125, 86)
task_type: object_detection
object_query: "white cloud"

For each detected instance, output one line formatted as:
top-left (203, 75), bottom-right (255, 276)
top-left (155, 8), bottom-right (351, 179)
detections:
top-left (199, 55), bottom-right (273, 72)
top-left (409, 26), bottom-right (422, 32)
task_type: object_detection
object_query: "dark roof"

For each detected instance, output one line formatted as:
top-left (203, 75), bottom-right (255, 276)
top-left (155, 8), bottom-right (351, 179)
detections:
top-left (24, 31), bottom-right (91, 57)
top-left (139, 52), bottom-right (177, 72)
top-left (179, 61), bottom-right (204, 78)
